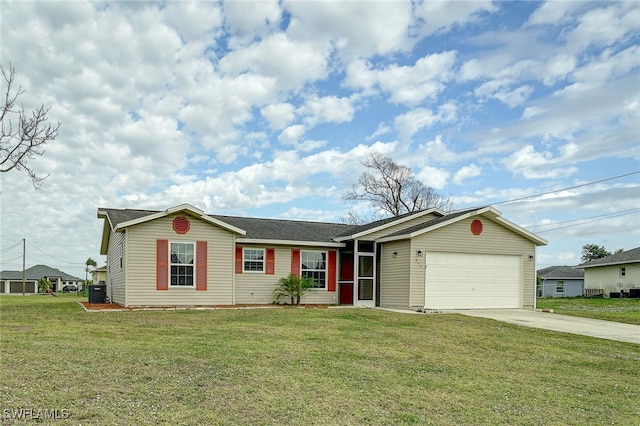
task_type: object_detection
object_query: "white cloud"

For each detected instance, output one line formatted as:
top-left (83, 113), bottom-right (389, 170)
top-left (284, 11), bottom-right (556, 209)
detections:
top-left (299, 95), bottom-right (355, 126)
top-left (503, 145), bottom-right (578, 179)
top-left (219, 32), bottom-right (328, 92)
top-left (345, 51), bottom-right (457, 106)
top-left (415, 0), bottom-right (497, 36)
top-left (285, 0), bottom-right (414, 58)
top-left (453, 164), bottom-right (482, 185)
top-left (278, 124), bottom-right (307, 146)
top-left (415, 166), bottom-right (450, 190)
top-left (394, 103), bottom-right (457, 140)
top-left (261, 103), bottom-right (296, 130)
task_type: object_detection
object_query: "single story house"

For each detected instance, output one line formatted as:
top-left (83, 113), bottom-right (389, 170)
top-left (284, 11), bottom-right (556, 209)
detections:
top-left (91, 265), bottom-right (107, 284)
top-left (0, 265), bottom-right (82, 294)
top-left (575, 247), bottom-right (640, 297)
top-left (97, 204), bottom-right (547, 310)
top-left (537, 265), bottom-right (584, 297)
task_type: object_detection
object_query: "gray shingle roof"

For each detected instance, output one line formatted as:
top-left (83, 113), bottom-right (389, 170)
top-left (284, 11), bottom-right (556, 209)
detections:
top-left (576, 246), bottom-right (640, 269)
top-left (211, 215), bottom-right (355, 243)
top-left (99, 208), bottom-right (356, 243)
top-left (334, 209), bottom-right (438, 238)
top-left (0, 265), bottom-right (82, 281)
top-left (537, 265), bottom-right (584, 279)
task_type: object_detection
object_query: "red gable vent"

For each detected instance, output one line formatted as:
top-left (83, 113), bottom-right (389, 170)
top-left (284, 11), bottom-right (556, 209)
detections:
top-left (173, 216), bottom-right (191, 234)
top-left (471, 219), bottom-right (483, 236)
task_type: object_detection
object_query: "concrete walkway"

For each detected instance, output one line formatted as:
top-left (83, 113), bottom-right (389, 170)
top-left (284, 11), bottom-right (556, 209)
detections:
top-left (451, 309), bottom-right (640, 344)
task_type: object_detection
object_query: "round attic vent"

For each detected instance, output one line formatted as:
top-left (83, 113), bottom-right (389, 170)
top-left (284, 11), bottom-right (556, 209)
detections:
top-left (471, 219), bottom-right (483, 235)
top-left (173, 216), bottom-right (190, 234)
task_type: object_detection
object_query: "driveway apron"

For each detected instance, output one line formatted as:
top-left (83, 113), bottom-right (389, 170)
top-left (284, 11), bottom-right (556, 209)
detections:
top-left (451, 309), bottom-right (640, 344)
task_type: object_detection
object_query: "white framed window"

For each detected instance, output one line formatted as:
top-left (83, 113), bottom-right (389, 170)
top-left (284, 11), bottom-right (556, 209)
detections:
top-left (301, 250), bottom-right (326, 289)
top-left (555, 280), bottom-right (565, 294)
top-left (620, 267), bottom-right (626, 278)
top-left (170, 242), bottom-right (194, 287)
top-left (244, 248), bottom-right (265, 273)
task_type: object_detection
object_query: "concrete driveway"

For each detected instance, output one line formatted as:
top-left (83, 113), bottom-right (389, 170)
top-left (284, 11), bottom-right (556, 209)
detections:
top-left (451, 309), bottom-right (640, 344)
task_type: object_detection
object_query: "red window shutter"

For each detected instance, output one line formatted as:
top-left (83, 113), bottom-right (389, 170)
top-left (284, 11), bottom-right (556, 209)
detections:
top-left (156, 239), bottom-right (169, 290)
top-left (291, 249), bottom-right (300, 277)
top-left (235, 246), bottom-right (243, 274)
top-left (327, 250), bottom-right (337, 292)
top-left (266, 248), bottom-right (275, 275)
top-left (196, 241), bottom-right (207, 291)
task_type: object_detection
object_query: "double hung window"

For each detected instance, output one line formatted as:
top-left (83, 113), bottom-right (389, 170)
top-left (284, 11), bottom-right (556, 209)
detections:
top-left (170, 242), bottom-right (194, 286)
top-left (301, 250), bottom-right (326, 289)
top-left (244, 248), bottom-right (265, 272)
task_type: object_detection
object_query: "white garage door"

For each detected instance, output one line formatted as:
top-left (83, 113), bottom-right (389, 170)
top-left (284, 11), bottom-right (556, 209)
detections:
top-left (425, 252), bottom-right (521, 309)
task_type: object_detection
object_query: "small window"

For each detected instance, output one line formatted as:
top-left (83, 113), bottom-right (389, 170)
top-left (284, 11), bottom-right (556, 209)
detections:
top-left (244, 248), bottom-right (265, 272)
top-left (555, 280), bottom-right (565, 294)
top-left (170, 242), bottom-right (194, 286)
top-left (301, 250), bottom-right (326, 289)
top-left (620, 267), bottom-right (626, 278)
top-left (358, 241), bottom-right (375, 253)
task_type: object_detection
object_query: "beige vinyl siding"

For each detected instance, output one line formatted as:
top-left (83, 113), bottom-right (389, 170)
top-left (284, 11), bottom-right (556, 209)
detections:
top-left (584, 264), bottom-right (640, 296)
top-left (410, 216), bottom-right (537, 309)
top-left (359, 213), bottom-right (441, 241)
top-left (379, 240), bottom-right (411, 309)
top-left (235, 244), bottom-right (338, 305)
top-left (124, 214), bottom-right (235, 307)
top-left (106, 229), bottom-right (126, 305)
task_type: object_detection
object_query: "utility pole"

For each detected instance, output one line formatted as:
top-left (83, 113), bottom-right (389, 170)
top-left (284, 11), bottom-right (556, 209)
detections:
top-left (22, 238), bottom-right (26, 295)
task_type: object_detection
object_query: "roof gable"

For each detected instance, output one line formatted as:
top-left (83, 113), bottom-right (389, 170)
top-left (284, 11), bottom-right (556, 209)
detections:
top-left (575, 247), bottom-right (640, 269)
top-left (333, 208), bottom-right (445, 241)
top-left (376, 206), bottom-right (547, 246)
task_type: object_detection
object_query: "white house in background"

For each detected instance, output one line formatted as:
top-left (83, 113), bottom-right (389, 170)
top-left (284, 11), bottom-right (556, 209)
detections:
top-left (97, 204), bottom-right (547, 310)
top-left (575, 247), bottom-right (640, 297)
top-left (0, 265), bottom-right (82, 294)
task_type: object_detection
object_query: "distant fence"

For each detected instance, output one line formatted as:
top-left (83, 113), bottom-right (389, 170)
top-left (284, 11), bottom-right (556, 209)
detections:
top-left (584, 288), bottom-right (604, 297)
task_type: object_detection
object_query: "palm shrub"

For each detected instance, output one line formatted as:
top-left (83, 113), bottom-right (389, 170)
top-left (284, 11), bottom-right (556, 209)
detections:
top-left (274, 273), bottom-right (314, 305)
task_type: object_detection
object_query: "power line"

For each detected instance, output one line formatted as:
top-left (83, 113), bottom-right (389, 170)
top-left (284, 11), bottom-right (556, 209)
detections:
top-left (528, 208), bottom-right (640, 230)
top-left (534, 209), bottom-right (640, 233)
top-left (494, 170), bottom-right (640, 206)
top-left (25, 240), bottom-right (86, 266)
top-left (0, 240), bottom-right (23, 254)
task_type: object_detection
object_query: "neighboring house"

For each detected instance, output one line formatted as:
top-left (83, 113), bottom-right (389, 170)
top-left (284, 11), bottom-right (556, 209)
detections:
top-left (0, 265), bottom-right (83, 294)
top-left (91, 265), bottom-right (107, 284)
top-left (97, 204), bottom-right (547, 310)
top-left (575, 247), bottom-right (640, 297)
top-left (537, 266), bottom-right (584, 297)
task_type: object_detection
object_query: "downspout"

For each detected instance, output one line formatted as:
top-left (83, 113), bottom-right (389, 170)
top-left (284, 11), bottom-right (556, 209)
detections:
top-left (423, 254), bottom-right (427, 310)
top-left (353, 239), bottom-right (358, 306)
top-left (232, 235), bottom-right (236, 306)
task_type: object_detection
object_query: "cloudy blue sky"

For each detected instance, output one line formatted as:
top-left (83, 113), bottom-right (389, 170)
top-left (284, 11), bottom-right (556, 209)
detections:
top-left (1, 0), bottom-right (638, 279)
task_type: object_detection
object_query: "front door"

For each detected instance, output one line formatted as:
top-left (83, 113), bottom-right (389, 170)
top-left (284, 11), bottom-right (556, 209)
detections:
top-left (357, 254), bottom-right (375, 307)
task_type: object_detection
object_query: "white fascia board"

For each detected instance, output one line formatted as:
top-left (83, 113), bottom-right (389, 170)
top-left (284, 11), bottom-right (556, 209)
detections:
top-left (376, 206), bottom-right (547, 246)
top-left (334, 208), bottom-right (445, 242)
top-left (376, 210), bottom-right (478, 243)
top-left (237, 238), bottom-right (345, 248)
top-left (111, 204), bottom-right (246, 235)
top-left (491, 216), bottom-right (548, 246)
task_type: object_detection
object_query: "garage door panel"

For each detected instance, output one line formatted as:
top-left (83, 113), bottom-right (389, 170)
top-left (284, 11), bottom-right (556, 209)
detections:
top-left (425, 252), bottom-right (521, 309)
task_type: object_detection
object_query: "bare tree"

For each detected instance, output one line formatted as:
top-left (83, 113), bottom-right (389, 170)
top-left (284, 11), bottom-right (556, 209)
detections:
top-left (1, 64), bottom-right (60, 189)
top-left (344, 152), bottom-right (453, 221)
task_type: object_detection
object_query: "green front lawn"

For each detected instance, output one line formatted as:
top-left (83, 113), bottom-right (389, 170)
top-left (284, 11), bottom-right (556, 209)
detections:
top-left (537, 297), bottom-right (640, 325)
top-left (1, 295), bottom-right (639, 425)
